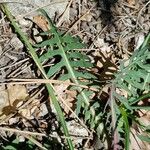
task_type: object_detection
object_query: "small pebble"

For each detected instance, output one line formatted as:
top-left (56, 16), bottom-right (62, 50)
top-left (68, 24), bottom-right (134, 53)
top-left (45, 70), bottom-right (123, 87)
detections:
top-left (19, 18), bottom-right (33, 28)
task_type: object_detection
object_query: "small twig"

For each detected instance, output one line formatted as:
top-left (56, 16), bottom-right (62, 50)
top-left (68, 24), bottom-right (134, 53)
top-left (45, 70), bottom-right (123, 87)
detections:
top-left (73, 48), bottom-right (100, 51)
top-left (0, 37), bottom-right (15, 59)
top-left (7, 62), bottom-right (31, 78)
top-left (89, 25), bottom-right (108, 49)
top-left (0, 58), bottom-right (29, 70)
top-left (121, 5), bottom-right (140, 28)
top-left (78, 0), bottom-right (81, 31)
top-left (0, 127), bottom-right (46, 137)
top-left (122, 2), bottom-right (138, 9)
top-left (56, 0), bottom-right (73, 27)
top-left (130, 129), bottom-right (141, 149)
top-left (65, 6), bottom-right (94, 35)
top-left (19, 87), bottom-right (44, 110)
top-left (9, 64), bottom-right (31, 78)
top-left (136, 1), bottom-right (150, 28)
top-left (110, 84), bottom-right (119, 150)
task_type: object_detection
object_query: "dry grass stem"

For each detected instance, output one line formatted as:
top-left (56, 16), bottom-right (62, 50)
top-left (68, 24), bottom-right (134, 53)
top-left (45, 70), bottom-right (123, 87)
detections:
top-left (1, 78), bottom-right (99, 92)
top-left (56, 0), bottom-right (73, 27)
top-left (65, 6), bottom-right (94, 35)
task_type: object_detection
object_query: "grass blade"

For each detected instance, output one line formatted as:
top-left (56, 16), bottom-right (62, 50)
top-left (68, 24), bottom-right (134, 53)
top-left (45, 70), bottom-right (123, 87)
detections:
top-left (1, 4), bottom-right (74, 149)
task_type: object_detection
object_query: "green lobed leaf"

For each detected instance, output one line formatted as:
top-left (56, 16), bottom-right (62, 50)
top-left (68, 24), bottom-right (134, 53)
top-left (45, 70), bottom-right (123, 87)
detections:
top-left (137, 134), bottom-right (150, 143)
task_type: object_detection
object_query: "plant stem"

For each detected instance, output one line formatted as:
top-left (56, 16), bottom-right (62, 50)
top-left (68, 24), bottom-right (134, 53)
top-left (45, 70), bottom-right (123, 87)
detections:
top-left (130, 92), bottom-right (150, 105)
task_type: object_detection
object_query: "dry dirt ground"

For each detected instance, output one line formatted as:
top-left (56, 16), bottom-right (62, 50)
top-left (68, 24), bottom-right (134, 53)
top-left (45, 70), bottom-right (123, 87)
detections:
top-left (0, 0), bottom-right (149, 149)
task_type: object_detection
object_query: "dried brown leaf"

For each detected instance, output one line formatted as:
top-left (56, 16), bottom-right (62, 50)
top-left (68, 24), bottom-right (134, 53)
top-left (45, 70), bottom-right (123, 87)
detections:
top-left (126, 0), bottom-right (135, 5)
top-left (33, 15), bottom-right (50, 32)
top-left (64, 90), bottom-right (77, 115)
top-left (7, 85), bottom-right (28, 106)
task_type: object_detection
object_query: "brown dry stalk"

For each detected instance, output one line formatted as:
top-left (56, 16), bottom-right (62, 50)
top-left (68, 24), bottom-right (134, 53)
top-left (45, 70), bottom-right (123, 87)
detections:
top-left (0, 58), bottom-right (29, 70)
top-left (56, 0), bottom-right (73, 27)
top-left (0, 126), bottom-right (46, 137)
top-left (1, 78), bottom-right (98, 92)
top-left (65, 6), bottom-right (94, 35)
top-left (136, 1), bottom-right (150, 28)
